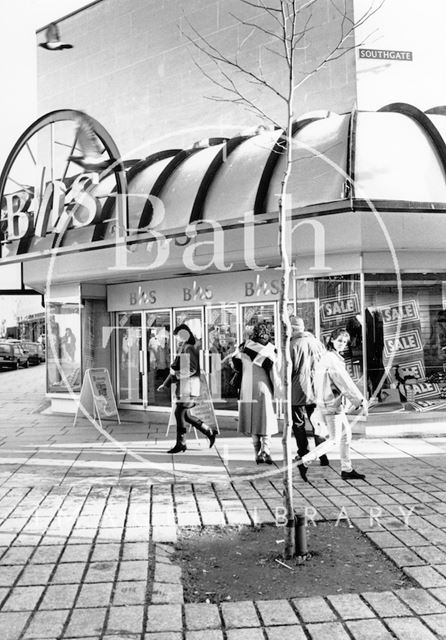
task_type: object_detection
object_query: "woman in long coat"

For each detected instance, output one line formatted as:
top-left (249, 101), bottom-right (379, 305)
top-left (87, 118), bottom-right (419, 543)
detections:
top-left (232, 323), bottom-right (281, 464)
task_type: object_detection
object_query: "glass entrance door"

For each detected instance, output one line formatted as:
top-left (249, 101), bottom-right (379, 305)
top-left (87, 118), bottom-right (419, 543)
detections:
top-left (206, 305), bottom-right (238, 410)
top-left (145, 310), bottom-right (171, 407)
top-left (117, 312), bottom-right (143, 405)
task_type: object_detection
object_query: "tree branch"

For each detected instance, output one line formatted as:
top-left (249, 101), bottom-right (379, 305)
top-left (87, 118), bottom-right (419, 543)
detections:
top-left (231, 13), bottom-right (283, 44)
top-left (184, 17), bottom-right (288, 105)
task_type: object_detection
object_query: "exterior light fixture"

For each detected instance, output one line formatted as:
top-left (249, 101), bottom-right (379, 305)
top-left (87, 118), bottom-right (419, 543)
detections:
top-left (39, 23), bottom-right (73, 50)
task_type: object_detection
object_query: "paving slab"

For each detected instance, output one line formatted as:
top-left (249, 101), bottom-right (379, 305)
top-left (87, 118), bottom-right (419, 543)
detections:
top-left (256, 599), bottom-right (299, 626)
top-left (184, 603), bottom-right (221, 630)
top-left (292, 596), bottom-right (337, 623)
top-left (346, 619), bottom-right (394, 640)
top-left (361, 591), bottom-right (412, 617)
top-left (305, 621), bottom-right (351, 639)
top-left (385, 616), bottom-right (439, 640)
top-left (327, 594), bottom-right (375, 620)
top-left (221, 601), bottom-right (261, 628)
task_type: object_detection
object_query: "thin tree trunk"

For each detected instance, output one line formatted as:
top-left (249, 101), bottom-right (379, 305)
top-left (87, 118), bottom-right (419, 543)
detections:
top-left (279, 124), bottom-right (294, 559)
top-left (279, 0), bottom-right (296, 559)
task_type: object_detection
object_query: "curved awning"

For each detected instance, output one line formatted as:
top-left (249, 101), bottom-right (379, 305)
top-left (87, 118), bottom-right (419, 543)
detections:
top-left (2, 103), bottom-right (446, 259)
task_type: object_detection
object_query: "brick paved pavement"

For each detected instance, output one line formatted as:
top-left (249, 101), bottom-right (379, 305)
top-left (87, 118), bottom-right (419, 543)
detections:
top-left (2, 368), bottom-right (446, 637)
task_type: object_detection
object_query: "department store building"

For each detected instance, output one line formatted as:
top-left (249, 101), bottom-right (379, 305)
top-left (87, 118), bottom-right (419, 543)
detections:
top-left (1, 0), bottom-right (446, 420)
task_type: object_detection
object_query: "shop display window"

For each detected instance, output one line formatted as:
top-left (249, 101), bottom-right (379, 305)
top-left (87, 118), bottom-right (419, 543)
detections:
top-left (314, 276), bottom-right (363, 386)
top-left (82, 299), bottom-right (111, 374)
top-left (241, 303), bottom-right (277, 344)
top-left (47, 301), bottom-right (81, 393)
top-left (365, 274), bottom-right (446, 412)
top-left (117, 312), bottom-right (143, 404)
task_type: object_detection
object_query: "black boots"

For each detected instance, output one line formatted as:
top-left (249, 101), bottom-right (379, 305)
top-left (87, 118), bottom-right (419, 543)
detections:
top-left (167, 442), bottom-right (187, 454)
top-left (295, 456), bottom-right (309, 482)
top-left (255, 451), bottom-right (273, 465)
top-left (319, 454), bottom-right (330, 466)
top-left (196, 422), bottom-right (217, 448)
top-left (341, 469), bottom-right (366, 480)
top-left (207, 430), bottom-right (217, 449)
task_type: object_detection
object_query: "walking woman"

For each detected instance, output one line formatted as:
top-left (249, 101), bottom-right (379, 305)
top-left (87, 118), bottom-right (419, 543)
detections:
top-left (296, 328), bottom-right (366, 482)
top-left (158, 324), bottom-right (217, 454)
top-left (232, 323), bottom-right (281, 464)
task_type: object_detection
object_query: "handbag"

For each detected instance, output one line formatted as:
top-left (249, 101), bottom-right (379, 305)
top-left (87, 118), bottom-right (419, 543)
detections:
top-left (176, 375), bottom-right (200, 399)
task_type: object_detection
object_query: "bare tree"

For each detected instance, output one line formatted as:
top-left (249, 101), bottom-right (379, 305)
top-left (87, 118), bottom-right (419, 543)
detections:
top-left (184, 0), bottom-right (382, 558)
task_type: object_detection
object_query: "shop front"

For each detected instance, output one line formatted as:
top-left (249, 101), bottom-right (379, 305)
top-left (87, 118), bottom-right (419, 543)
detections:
top-left (42, 270), bottom-right (446, 418)
top-left (3, 106), bottom-right (446, 421)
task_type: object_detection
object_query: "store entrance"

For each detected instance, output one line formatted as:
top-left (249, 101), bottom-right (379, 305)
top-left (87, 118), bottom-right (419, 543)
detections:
top-left (116, 305), bottom-right (244, 411)
top-left (117, 312), bottom-right (143, 405)
top-left (146, 310), bottom-right (171, 408)
top-left (117, 310), bottom-right (172, 409)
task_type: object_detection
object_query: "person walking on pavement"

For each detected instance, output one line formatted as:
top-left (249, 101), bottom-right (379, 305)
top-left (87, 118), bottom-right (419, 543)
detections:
top-left (296, 327), bottom-right (366, 482)
top-left (290, 316), bottom-right (329, 466)
top-left (232, 323), bottom-right (281, 464)
top-left (158, 324), bottom-right (217, 454)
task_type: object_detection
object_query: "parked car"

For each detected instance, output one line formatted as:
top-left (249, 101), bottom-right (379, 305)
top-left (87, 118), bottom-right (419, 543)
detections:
top-left (0, 342), bottom-right (29, 369)
top-left (20, 341), bottom-right (42, 366)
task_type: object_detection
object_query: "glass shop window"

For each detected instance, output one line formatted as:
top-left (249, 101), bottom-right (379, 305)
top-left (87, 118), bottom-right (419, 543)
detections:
top-left (315, 275), bottom-right (363, 385)
top-left (47, 301), bottom-right (81, 393)
top-left (364, 274), bottom-right (446, 412)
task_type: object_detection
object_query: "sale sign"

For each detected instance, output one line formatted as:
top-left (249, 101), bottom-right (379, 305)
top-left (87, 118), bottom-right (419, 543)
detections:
top-left (320, 294), bottom-right (360, 322)
top-left (378, 300), bottom-right (424, 386)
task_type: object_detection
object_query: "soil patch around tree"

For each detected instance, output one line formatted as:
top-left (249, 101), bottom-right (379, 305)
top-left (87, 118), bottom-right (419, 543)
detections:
top-left (175, 523), bottom-right (415, 602)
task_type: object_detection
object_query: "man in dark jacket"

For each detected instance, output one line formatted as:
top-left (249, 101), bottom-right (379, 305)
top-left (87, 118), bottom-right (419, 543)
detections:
top-left (290, 317), bottom-right (329, 465)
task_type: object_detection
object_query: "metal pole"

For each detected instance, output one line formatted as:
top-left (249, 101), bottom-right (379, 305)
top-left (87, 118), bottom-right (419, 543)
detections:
top-left (294, 510), bottom-right (307, 556)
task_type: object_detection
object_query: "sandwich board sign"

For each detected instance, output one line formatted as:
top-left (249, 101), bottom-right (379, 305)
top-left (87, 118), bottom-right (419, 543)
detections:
top-left (74, 368), bottom-right (120, 427)
top-left (166, 372), bottom-right (219, 438)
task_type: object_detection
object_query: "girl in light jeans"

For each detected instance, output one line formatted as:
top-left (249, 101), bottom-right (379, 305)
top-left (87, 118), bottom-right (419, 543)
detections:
top-left (296, 328), bottom-right (366, 482)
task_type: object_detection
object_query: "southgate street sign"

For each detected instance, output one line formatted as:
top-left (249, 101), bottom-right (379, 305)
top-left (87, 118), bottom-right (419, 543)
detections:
top-left (359, 48), bottom-right (413, 61)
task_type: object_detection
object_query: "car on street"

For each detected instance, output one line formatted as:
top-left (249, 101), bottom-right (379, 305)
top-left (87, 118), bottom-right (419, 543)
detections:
top-left (0, 341), bottom-right (29, 369)
top-left (20, 341), bottom-right (42, 366)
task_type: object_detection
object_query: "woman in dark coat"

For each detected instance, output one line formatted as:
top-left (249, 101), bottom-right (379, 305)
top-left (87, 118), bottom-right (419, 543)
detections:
top-left (158, 324), bottom-right (217, 454)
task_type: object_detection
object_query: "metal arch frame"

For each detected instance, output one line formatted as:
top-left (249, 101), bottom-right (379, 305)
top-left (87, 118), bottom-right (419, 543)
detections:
top-left (378, 102), bottom-right (446, 181)
top-left (139, 138), bottom-right (229, 228)
top-left (189, 136), bottom-right (250, 224)
top-left (0, 109), bottom-right (127, 257)
top-left (92, 149), bottom-right (180, 241)
top-left (138, 148), bottom-right (204, 229)
top-left (253, 118), bottom-right (329, 217)
top-left (425, 106), bottom-right (446, 116)
top-left (345, 107), bottom-right (358, 200)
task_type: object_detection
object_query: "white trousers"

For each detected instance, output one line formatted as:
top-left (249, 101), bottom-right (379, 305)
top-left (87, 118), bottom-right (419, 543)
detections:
top-left (252, 435), bottom-right (271, 455)
top-left (301, 412), bottom-right (353, 472)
